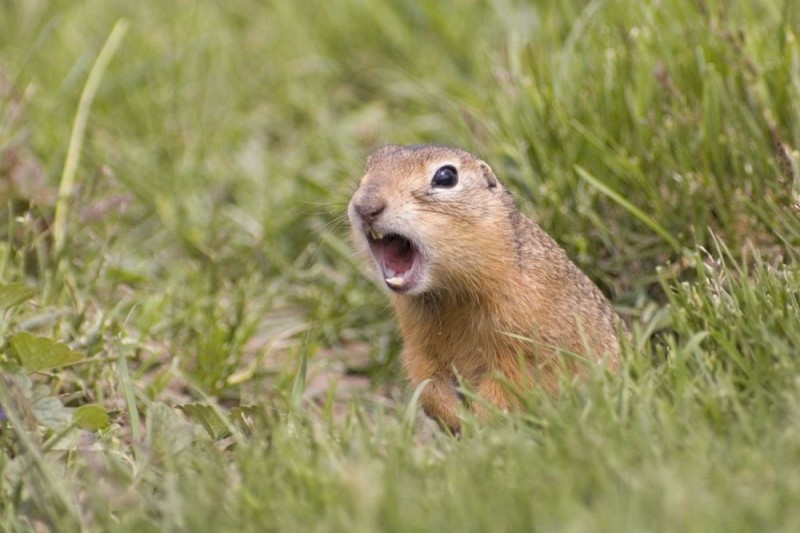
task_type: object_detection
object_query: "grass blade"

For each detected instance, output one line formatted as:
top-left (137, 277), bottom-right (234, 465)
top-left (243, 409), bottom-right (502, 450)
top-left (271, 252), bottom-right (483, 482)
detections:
top-left (52, 19), bottom-right (129, 257)
top-left (116, 335), bottom-right (141, 460)
top-left (576, 165), bottom-right (682, 252)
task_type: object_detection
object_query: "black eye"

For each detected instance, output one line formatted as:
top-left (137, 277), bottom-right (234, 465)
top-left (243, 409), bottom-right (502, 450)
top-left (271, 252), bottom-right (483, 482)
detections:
top-left (431, 165), bottom-right (458, 188)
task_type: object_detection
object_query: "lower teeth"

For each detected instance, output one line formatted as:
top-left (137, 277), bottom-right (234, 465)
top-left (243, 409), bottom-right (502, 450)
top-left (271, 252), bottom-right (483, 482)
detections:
top-left (385, 276), bottom-right (405, 288)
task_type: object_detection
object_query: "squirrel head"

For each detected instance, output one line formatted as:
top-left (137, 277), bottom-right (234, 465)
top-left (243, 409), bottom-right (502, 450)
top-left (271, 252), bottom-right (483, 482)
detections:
top-left (348, 144), bottom-right (516, 297)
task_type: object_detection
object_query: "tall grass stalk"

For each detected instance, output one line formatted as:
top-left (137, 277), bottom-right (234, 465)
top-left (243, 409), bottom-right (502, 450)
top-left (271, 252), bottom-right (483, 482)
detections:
top-left (52, 19), bottom-right (128, 257)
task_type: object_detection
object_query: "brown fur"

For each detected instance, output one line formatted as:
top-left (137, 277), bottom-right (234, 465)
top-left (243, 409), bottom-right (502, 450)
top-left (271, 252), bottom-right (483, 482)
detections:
top-left (348, 144), bottom-right (621, 433)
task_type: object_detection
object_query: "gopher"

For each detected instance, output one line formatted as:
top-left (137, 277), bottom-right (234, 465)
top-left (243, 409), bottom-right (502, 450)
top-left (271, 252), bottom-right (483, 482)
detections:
top-left (348, 144), bottom-right (621, 432)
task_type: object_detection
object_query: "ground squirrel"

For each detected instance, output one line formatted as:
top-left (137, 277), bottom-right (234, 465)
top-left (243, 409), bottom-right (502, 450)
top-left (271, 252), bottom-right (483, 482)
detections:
top-left (348, 144), bottom-right (621, 432)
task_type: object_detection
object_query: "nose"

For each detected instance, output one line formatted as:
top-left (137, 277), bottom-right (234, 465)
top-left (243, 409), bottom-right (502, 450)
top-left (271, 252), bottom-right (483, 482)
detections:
top-left (353, 194), bottom-right (386, 224)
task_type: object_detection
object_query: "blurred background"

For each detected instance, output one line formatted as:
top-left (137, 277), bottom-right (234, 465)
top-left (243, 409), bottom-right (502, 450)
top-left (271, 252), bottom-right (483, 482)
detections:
top-left (2, 0), bottom-right (796, 397)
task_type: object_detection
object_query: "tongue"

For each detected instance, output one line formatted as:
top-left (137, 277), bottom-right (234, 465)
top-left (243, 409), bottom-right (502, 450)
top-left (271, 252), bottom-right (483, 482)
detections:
top-left (382, 237), bottom-right (414, 278)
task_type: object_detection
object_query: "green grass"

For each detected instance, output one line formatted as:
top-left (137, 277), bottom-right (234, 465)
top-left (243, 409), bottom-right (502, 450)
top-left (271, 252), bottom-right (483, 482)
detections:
top-left (1, 0), bottom-right (799, 530)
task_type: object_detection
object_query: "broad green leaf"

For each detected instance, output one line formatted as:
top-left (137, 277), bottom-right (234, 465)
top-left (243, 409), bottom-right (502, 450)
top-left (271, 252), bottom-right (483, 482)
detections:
top-left (179, 404), bottom-right (230, 440)
top-left (0, 283), bottom-right (36, 312)
top-left (148, 402), bottom-right (203, 455)
top-left (9, 332), bottom-right (84, 373)
top-left (32, 396), bottom-right (73, 430)
top-left (73, 404), bottom-right (110, 431)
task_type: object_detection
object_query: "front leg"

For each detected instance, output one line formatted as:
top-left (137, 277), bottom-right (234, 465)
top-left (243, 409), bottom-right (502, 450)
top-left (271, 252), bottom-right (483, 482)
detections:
top-left (473, 375), bottom-right (513, 422)
top-left (418, 374), bottom-right (462, 434)
top-left (402, 344), bottom-right (462, 433)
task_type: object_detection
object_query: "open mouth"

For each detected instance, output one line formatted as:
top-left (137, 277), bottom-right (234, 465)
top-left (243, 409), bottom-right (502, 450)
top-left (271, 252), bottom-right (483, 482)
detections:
top-left (366, 229), bottom-right (422, 292)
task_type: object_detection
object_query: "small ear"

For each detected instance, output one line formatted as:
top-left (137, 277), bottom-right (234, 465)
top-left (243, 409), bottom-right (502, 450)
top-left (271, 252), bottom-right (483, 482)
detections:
top-left (478, 161), bottom-right (498, 189)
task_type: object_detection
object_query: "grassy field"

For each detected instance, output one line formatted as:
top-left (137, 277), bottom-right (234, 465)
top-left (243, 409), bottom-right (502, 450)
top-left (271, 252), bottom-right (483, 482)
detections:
top-left (1, 0), bottom-right (799, 530)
